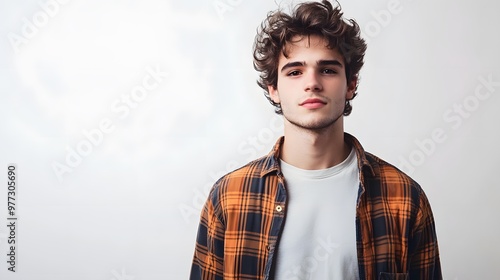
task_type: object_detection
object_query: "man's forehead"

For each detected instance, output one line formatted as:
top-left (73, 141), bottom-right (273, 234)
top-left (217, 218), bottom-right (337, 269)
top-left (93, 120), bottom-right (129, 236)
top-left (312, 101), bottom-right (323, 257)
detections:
top-left (279, 35), bottom-right (343, 63)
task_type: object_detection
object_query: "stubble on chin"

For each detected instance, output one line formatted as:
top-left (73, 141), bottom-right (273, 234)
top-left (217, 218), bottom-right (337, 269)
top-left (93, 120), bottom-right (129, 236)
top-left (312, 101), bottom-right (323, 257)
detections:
top-left (282, 110), bottom-right (343, 132)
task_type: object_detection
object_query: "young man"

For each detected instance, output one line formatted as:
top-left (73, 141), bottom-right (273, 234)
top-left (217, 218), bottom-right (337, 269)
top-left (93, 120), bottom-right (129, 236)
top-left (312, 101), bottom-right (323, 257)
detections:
top-left (191, 1), bottom-right (441, 279)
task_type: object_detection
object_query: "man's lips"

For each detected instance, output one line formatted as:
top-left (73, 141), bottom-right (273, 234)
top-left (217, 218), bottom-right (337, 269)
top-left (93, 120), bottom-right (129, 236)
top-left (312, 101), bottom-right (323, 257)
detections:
top-left (300, 98), bottom-right (327, 109)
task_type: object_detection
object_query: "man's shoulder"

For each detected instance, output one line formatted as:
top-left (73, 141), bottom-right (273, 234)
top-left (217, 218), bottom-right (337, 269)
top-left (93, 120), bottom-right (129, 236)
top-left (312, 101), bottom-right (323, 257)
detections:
top-left (346, 132), bottom-right (420, 189)
top-left (205, 154), bottom-right (277, 211)
top-left (363, 151), bottom-right (422, 192)
top-left (213, 154), bottom-right (275, 188)
top-left (359, 151), bottom-right (431, 217)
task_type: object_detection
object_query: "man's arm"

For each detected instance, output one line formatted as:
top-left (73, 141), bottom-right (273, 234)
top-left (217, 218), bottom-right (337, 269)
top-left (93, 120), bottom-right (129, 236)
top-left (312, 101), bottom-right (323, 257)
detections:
top-left (190, 190), bottom-right (225, 280)
top-left (408, 190), bottom-right (442, 279)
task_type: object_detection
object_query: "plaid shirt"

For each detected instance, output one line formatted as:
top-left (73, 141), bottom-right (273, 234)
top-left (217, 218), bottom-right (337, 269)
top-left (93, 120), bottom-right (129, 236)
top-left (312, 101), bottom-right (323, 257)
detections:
top-left (191, 133), bottom-right (442, 280)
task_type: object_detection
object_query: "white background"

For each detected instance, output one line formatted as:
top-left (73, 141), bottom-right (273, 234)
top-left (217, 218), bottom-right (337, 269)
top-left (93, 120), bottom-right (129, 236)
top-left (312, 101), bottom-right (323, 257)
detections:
top-left (1, 0), bottom-right (499, 279)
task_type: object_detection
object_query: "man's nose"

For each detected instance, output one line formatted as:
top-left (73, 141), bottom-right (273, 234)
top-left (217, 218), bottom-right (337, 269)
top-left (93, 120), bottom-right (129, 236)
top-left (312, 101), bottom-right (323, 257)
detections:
top-left (304, 71), bottom-right (322, 92)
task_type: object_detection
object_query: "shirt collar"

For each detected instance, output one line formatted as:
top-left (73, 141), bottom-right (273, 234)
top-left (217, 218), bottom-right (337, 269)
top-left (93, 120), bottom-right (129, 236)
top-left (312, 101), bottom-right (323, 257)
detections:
top-left (344, 132), bottom-right (375, 177)
top-left (260, 132), bottom-right (375, 177)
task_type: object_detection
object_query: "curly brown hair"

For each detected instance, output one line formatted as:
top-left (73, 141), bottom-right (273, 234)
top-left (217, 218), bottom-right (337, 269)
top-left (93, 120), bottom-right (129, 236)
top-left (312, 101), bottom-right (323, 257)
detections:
top-left (253, 0), bottom-right (367, 115)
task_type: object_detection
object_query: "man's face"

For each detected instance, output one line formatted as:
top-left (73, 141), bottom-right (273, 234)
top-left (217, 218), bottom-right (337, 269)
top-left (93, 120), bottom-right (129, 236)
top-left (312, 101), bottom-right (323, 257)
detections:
top-left (268, 34), bottom-right (355, 131)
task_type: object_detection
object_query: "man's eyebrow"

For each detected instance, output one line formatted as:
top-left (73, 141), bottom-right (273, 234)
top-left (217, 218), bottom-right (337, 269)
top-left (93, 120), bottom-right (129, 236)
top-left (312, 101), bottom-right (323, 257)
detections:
top-left (318, 59), bottom-right (343, 68)
top-left (280, 60), bottom-right (344, 73)
top-left (280, 61), bottom-right (304, 73)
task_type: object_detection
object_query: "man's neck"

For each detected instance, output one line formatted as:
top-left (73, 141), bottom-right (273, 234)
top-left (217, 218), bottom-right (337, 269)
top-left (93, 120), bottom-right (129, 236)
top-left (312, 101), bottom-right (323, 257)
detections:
top-left (280, 120), bottom-right (350, 170)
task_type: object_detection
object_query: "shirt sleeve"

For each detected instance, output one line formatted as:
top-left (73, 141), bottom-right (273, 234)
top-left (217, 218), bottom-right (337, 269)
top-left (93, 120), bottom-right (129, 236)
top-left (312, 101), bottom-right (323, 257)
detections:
top-left (408, 190), bottom-right (442, 279)
top-left (190, 187), bottom-right (225, 280)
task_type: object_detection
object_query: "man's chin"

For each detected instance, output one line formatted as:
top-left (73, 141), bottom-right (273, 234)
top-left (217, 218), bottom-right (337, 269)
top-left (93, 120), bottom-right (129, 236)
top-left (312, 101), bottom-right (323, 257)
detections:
top-left (284, 115), bottom-right (342, 131)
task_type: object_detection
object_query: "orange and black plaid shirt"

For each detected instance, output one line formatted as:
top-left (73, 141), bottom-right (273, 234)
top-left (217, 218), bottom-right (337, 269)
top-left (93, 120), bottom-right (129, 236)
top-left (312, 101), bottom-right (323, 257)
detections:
top-left (191, 133), bottom-right (441, 280)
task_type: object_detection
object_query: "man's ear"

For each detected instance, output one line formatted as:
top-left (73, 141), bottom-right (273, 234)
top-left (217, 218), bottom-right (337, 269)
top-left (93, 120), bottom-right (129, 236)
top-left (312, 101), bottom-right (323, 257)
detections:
top-left (268, 85), bottom-right (280, 103)
top-left (346, 78), bottom-right (357, 100)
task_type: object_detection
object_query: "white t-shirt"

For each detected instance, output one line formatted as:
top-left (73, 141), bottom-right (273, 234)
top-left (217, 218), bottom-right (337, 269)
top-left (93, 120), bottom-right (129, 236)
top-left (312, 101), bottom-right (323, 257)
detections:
top-left (274, 148), bottom-right (360, 280)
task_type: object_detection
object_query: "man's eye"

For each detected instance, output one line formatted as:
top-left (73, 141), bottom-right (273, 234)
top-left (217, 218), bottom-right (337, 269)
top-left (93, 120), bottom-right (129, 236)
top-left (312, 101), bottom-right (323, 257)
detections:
top-left (287, 70), bottom-right (301, 76)
top-left (322, 69), bottom-right (337, 74)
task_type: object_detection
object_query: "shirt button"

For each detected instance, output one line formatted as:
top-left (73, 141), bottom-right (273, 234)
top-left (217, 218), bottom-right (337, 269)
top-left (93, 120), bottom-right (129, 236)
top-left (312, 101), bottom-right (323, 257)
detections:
top-left (276, 205), bottom-right (283, 212)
